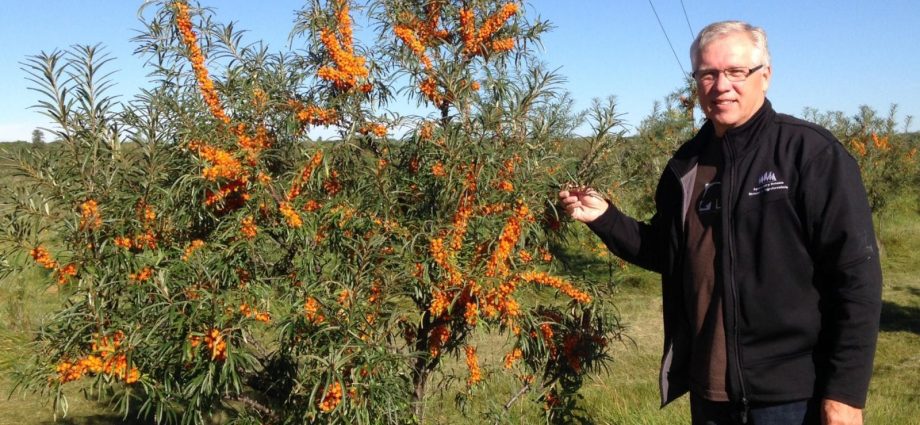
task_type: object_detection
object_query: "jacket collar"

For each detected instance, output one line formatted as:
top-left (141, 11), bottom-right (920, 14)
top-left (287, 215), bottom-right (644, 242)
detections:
top-left (667, 99), bottom-right (775, 178)
top-left (720, 98), bottom-right (775, 157)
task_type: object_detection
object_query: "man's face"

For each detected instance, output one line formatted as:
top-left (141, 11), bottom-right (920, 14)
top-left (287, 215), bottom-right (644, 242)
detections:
top-left (695, 32), bottom-right (771, 136)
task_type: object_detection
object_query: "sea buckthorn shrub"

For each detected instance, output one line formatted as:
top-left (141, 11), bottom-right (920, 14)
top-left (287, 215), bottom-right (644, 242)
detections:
top-left (802, 104), bottom-right (918, 216)
top-left (4, 1), bottom-right (622, 423)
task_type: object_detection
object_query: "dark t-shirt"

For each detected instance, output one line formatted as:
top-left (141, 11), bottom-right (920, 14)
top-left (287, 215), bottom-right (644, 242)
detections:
top-left (683, 136), bottom-right (728, 401)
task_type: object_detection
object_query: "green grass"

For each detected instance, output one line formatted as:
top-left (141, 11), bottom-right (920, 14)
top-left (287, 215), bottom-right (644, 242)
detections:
top-left (862, 196), bottom-right (920, 424)
top-left (2, 188), bottom-right (918, 423)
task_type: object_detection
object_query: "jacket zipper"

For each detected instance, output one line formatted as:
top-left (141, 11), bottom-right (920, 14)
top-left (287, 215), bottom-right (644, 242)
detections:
top-left (724, 137), bottom-right (750, 422)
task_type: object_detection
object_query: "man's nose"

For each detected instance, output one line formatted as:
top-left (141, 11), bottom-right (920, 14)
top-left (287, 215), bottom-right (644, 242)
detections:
top-left (713, 72), bottom-right (734, 91)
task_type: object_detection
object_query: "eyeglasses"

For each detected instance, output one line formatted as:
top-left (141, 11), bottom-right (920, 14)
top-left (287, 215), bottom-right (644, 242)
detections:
top-left (692, 65), bottom-right (764, 84)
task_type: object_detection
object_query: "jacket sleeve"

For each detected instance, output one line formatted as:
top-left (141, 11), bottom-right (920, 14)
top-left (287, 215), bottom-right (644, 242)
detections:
top-left (586, 170), bottom-right (675, 274)
top-left (799, 142), bottom-right (883, 408)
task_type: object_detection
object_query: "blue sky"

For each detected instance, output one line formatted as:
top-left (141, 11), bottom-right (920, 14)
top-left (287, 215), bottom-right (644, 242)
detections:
top-left (1, 0), bottom-right (918, 141)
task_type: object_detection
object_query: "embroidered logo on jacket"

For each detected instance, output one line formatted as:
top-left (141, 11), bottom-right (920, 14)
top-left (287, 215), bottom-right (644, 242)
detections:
top-left (749, 171), bottom-right (788, 196)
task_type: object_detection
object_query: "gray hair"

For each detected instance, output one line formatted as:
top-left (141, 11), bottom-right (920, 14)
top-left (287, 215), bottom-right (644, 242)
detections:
top-left (690, 21), bottom-right (770, 71)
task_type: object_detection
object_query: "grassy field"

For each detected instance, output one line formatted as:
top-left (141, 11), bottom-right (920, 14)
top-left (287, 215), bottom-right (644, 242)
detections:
top-left (1, 148), bottom-right (917, 424)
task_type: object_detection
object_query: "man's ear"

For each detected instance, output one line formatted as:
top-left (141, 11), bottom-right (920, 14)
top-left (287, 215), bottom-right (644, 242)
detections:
top-left (761, 65), bottom-right (772, 93)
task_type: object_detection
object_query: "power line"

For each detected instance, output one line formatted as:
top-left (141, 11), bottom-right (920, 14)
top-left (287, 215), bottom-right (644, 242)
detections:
top-left (679, 0), bottom-right (694, 38)
top-left (647, 0), bottom-right (687, 77)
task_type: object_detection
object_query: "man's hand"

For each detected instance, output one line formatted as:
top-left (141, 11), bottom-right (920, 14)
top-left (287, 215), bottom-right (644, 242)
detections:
top-left (822, 399), bottom-right (862, 425)
top-left (558, 188), bottom-right (608, 224)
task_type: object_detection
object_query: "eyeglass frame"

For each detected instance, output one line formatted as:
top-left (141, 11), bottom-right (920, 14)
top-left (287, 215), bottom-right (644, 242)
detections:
top-left (691, 64), bottom-right (764, 84)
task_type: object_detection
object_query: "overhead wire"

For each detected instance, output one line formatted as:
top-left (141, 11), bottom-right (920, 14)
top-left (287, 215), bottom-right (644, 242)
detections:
top-left (679, 0), bottom-right (694, 39)
top-left (647, 0), bottom-right (688, 77)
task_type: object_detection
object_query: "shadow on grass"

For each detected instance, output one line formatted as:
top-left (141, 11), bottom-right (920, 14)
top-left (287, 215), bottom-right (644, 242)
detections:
top-left (880, 300), bottom-right (920, 335)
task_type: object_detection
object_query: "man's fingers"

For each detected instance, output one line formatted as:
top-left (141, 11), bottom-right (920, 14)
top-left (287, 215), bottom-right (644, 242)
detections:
top-left (565, 201), bottom-right (583, 216)
top-left (565, 201), bottom-right (580, 213)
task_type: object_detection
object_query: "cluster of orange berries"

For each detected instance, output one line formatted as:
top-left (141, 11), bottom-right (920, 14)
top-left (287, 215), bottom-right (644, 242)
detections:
top-left (464, 345), bottom-right (482, 386)
top-left (251, 87), bottom-right (267, 109)
top-left (478, 202), bottom-right (509, 216)
top-left (304, 199), bottom-right (322, 212)
top-left (129, 266), bottom-right (154, 283)
top-left (460, 3), bottom-right (519, 56)
top-left (481, 275), bottom-right (521, 321)
top-left (175, 3), bottom-right (273, 215)
top-left (485, 201), bottom-right (530, 277)
top-left (519, 271), bottom-right (592, 303)
top-left (428, 290), bottom-right (451, 317)
top-left (539, 247), bottom-right (553, 263)
top-left (431, 161), bottom-right (447, 177)
top-left (182, 239), bottom-right (205, 261)
top-left (317, 1), bottom-right (370, 92)
top-left (495, 180), bottom-right (514, 192)
top-left (240, 215), bottom-right (258, 239)
top-left (188, 140), bottom-right (252, 212)
top-left (56, 331), bottom-right (140, 384)
top-left (850, 139), bottom-right (867, 157)
top-left (429, 238), bottom-right (462, 287)
top-left (358, 123), bottom-right (387, 137)
top-left (871, 133), bottom-right (890, 151)
top-left (393, 0), bottom-right (449, 72)
top-left (189, 142), bottom-right (245, 182)
top-left (323, 170), bottom-right (342, 196)
top-left (201, 328), bottom-right (227, 361)
top-left (114, 230), bottom-right (158, 251)
top-left (203, 177), bottom-right (251, 209)
top-left (232, 123), bottom-right (273, 164)
top-left (425, 172), bottom-right (484, 331)
top-left (304, 297), bottom-right (326, 324)
top-left (539, 323), bottom-right (556, 356)
top-left (368, 282), bottom-right (383, 304)
top-left (492, 155), bottom-right (520, 192)
top-left (287, 150), bottom-right (325, 201)
top-left (176, 6), bottom-right (273, 161)
top-left (56, 264), bottom-right (78, 284)
top-left (318, 381), bottom-right (343, 413)
top-left (137, 202), bottom-right (157, 224)
top-left (503, 347), bottom-right (523, 369)
top-left (394, 26), bottom-right (432, 70)
top-left (428, 324), bottom-right (451, 357)
top-left (392, 2), bottom-right (450, 106)
top-left (31, 245), bottom-right (58, 270)
top-left (518, 249), bottom-right (532, 263)
top-left (463, 300), bottom-right (479, 326)
top-left (279, 202), bottom-right (303, 228)
top-left (418, 74), bottom-right (444, 107)
top-left (239, 303), bottom-right (271, 323)
top-left (376, 158), bottom-right (389, 175)
top-left (850, 132), bottom-right (892, 157)
top-left (289, 100), bottom-right (338, 129)
top-left (337, 289), bottom-right (352, 307)
top-left (31, 245), bottom-right (78, 285)
top-left (395, 2), bottom-right (517, 107)
top-left (418, 121), bottom-right (435, 140)
top-left (174, 1), bottom-right (229, 124)
top-left (449, 177), bottom-right (477, 252)
top-left (79, 199), bottom-right (102, 230)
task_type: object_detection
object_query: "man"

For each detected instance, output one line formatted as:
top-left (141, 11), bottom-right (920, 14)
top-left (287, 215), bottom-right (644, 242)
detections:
top-left (560, 21), bottom-right (881, 425)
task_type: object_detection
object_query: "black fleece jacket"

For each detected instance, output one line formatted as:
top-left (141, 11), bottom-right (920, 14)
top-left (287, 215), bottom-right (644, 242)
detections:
top-left (588, 100), bottom-right (882, 408)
